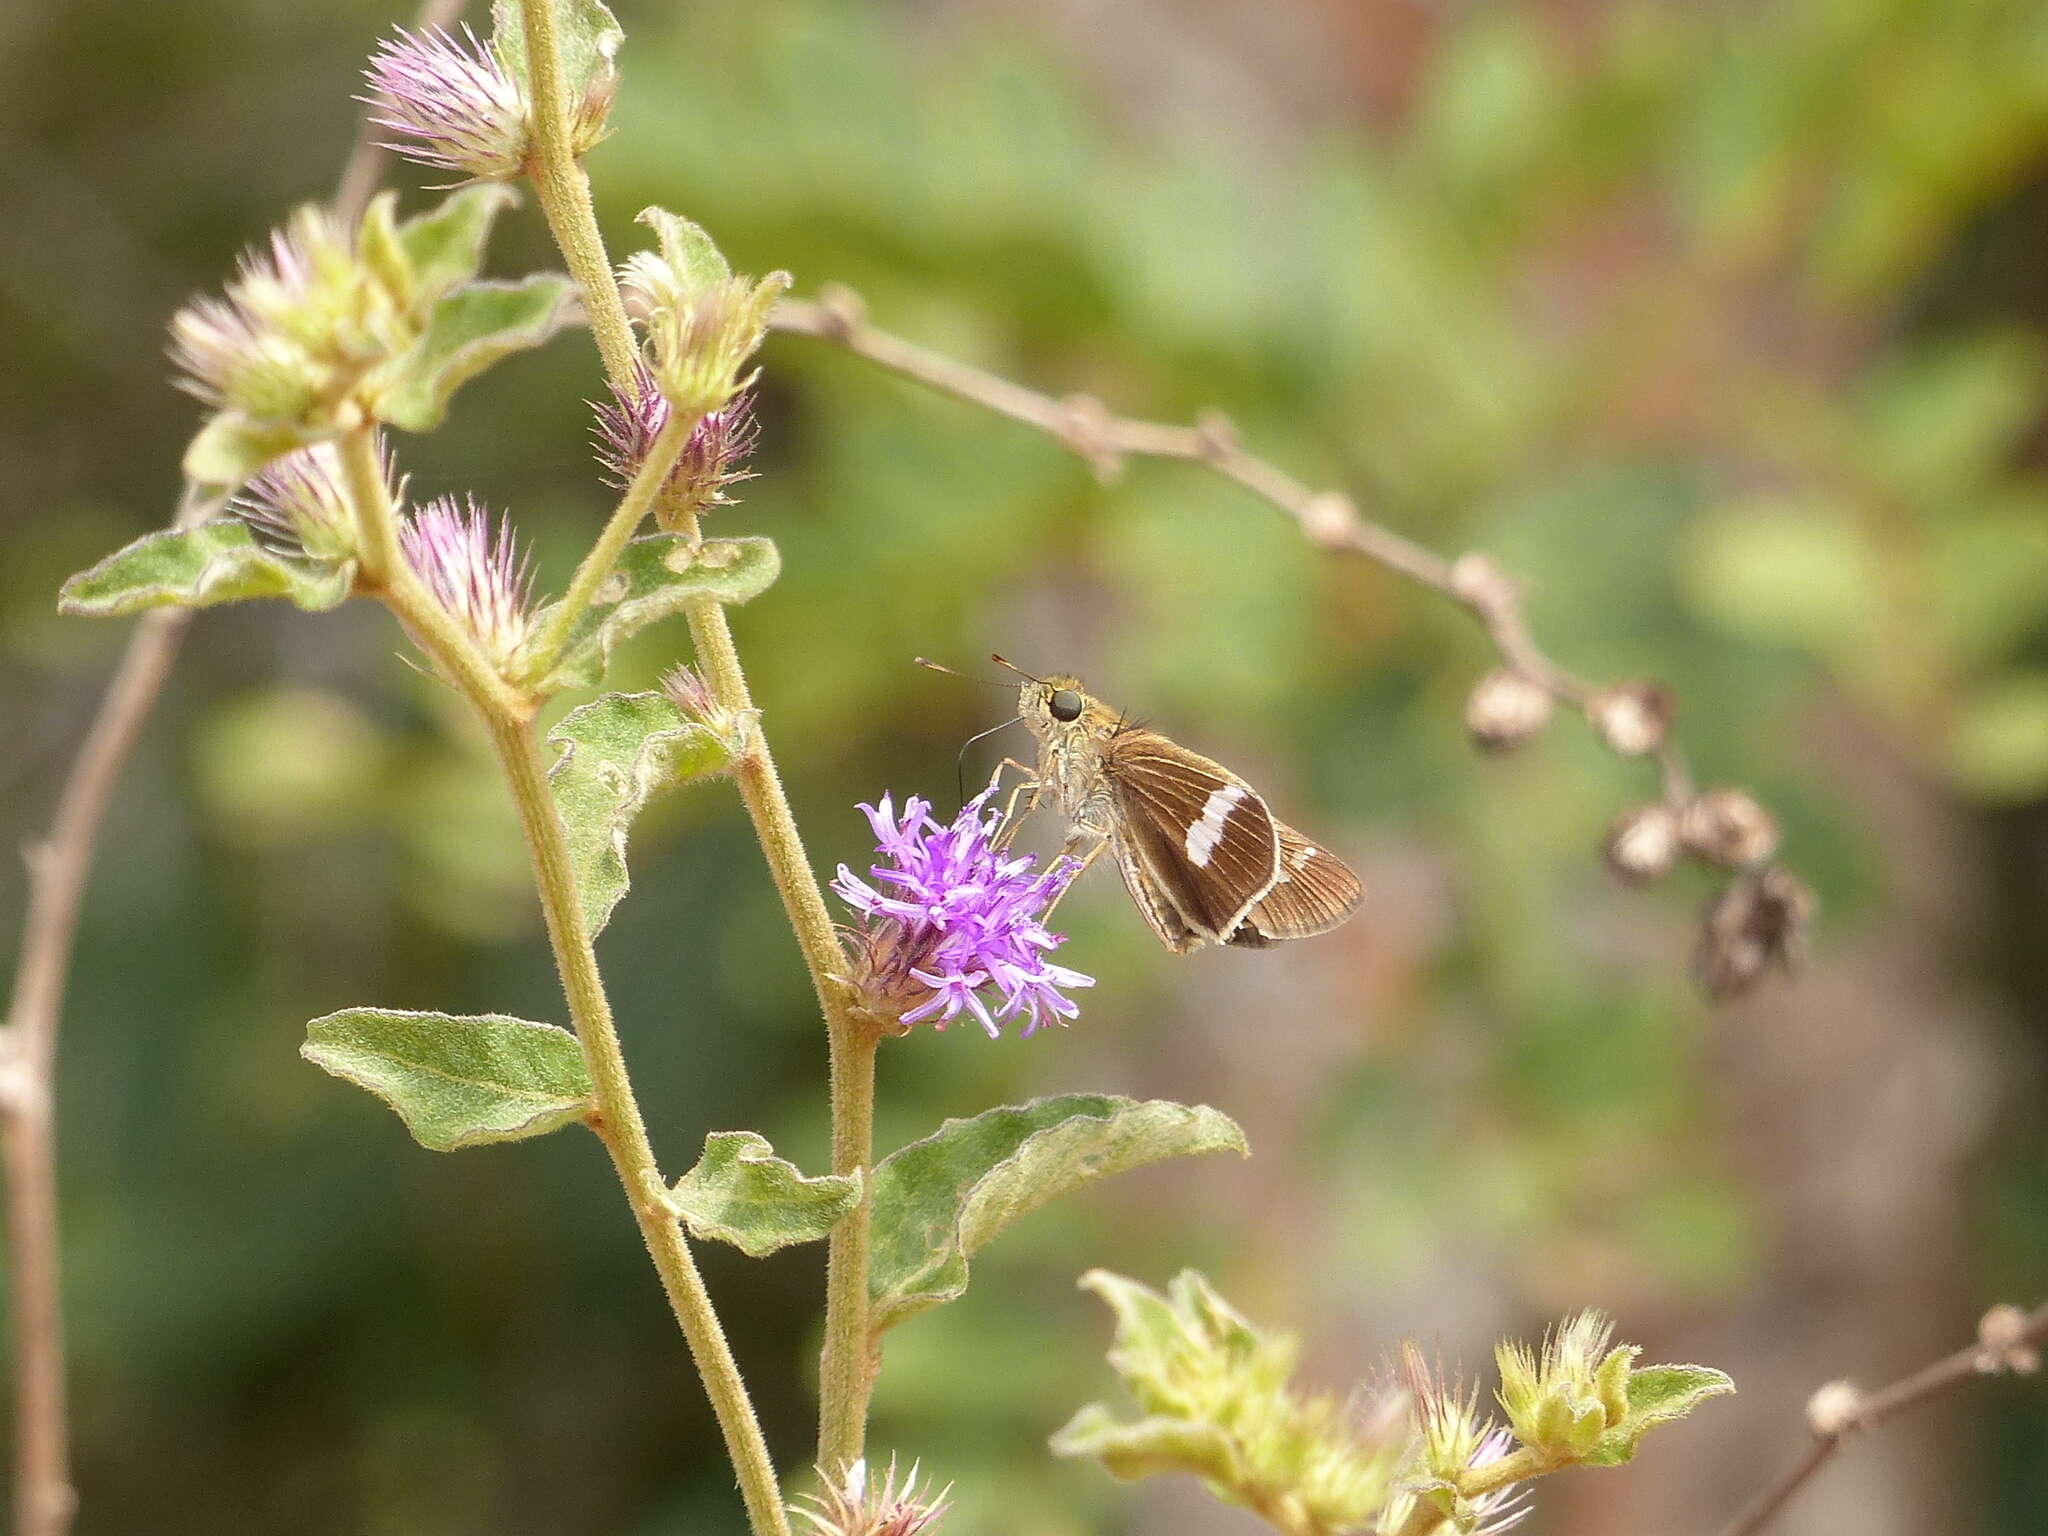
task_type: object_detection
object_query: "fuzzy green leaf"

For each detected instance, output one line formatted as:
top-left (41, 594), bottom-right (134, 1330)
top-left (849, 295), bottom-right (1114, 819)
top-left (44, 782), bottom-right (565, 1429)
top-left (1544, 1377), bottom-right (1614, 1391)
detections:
top-left (1584, 1364), bottom-right (1736, 1466)
top-left (534, 534), bottom-right (782, 692)
top-left (1048, 1403), bottom-right (1240, 1488)
top-left (546, 690), bottom-right (750, 934)
top-left (181, 413), bottom-right (326, 486)
top-left (59, 520), bottom-right (353, 618)
top-left (867, 1096), bottom-right (1248, 1335)
top-left (399, 185), bottom-right (522, 302)
top-left (667, 1131), bottom-right (861, 1258)
top-left (302, 1007), bottom-right (592, 1152)
top-left (491, 0), bottom-right (622, 112)
top-left (375, 274), bottom-right (576, 433)
top-left (639, 206), bottom-right (730, 290)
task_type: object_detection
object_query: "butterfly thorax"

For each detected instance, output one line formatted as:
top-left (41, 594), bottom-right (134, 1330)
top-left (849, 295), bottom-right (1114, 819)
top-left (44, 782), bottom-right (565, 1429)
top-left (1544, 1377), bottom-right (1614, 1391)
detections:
top-left (1017, 676), bottom-right (1120, 841)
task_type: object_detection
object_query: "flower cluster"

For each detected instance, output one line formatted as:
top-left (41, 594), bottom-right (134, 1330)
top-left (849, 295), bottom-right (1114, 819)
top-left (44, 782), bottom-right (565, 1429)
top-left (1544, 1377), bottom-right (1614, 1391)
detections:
top-left (592, 362), bottom-right (759, 526)
top-left (169, 205), bottom-right (407, 427)
top-left (618, 215), bottom-right (789, 419)
top-left (793, 1457), bottom-right (950, 1536)
top-left (833, 782), bottom-right (1091, 1037)
top-left (397, 495), bottom-right (538, 672)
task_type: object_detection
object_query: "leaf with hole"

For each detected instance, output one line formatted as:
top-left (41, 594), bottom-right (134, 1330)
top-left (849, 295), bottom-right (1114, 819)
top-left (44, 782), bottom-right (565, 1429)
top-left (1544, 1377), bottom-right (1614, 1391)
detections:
top-left (533, 534), bottom-right (781, 692)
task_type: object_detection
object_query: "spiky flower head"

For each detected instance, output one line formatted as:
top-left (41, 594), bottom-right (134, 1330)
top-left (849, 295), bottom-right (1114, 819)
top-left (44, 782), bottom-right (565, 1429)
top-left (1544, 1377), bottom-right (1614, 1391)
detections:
top-left (397, 495), bottom-right (538, 673)
top-left (169, 204), bottom-right (413, 428)
top-left (1374, 1349), bottom-right (1534, 1536)
top-left (1495, 1310), bottom-right (1635, 1465)
top-left (592, 363), bottom-right (759, 527)
top-left (619, 211), bottom-right (790, 420)
top-left (363, 25), bottom-right (529, 183)
top-left (832, 780), bottom-right (1092, 1038)
top-left (230, 439), bottom-right (395, 565)
top-left (793, 1457), bottom-right (951, 1536)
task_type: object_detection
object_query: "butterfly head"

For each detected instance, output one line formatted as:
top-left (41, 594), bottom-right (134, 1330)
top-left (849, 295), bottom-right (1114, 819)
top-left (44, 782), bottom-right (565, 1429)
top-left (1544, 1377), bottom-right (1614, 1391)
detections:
top-left (1016, 672), bottom-right (1111, 746)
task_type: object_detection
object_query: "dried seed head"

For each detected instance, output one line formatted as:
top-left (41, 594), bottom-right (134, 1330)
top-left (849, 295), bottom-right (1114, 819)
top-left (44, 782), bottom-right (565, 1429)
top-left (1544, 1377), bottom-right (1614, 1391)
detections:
top-left (1682, 789), bottom-right (1780, 869)
top-left (1694, 866), bottom-right (1816, 1000)
top-left (1465, 669), bottom-right (1554, 752)
top-left (1805, 1380), bottom-right (1862, 1438)
top-left (1974, 1304), bottom-right (2041, 1376)
top-left (1604, 803), bottom-right (1683, 886)
top-left (1588, 682), bottom-right (1673, 758)
top-left (592, 363), bottom-right (760, 524)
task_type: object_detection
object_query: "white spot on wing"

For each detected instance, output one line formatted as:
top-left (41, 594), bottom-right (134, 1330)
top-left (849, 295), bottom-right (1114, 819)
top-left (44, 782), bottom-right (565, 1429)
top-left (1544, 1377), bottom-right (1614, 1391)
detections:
top-left (1185, 785), bottom-right (1246, 867)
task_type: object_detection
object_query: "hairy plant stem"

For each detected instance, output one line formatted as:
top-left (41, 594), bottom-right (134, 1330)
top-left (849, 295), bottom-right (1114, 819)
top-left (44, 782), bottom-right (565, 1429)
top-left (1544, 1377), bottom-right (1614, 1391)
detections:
top-left (516, 0), bottom-right (639, 393)
top-left (678, 552), bottom-right (881, 1472)
top-left (355, 453), bottom-right (791, 1536)
top-left (523, 406), bottom-right (697, 677)
top-left (513, 0), bottom-right (883, 1465)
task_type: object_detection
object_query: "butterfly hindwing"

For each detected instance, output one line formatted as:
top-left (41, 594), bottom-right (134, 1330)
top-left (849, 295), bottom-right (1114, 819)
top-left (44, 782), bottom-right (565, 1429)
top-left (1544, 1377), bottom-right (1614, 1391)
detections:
top-left (1232, 822), bottom-right (1364, 946)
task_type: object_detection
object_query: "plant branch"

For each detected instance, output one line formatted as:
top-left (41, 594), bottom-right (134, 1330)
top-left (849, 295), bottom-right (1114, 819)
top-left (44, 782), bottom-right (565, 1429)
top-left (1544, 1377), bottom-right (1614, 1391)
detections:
top-left (516, 0), bottom-right (640, 391)
top-left (768, 288), bottom-right (1699, 808)
top-left (481, 708), bottom-right (791, 1536)
top-left (1712, 1301), bottom-right (2048, 1536)
top-left (0, 487), bottom-right (214, 1536)
top-left (522, 406), bottom-right (697, 679)
top-left (679, 561), bottom-right (881, 1473)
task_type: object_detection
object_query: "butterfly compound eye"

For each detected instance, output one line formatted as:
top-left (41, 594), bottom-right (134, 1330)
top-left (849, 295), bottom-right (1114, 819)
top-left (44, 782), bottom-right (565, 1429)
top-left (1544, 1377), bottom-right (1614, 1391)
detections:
top-left (1049, 689), bottom-right (1084, 722)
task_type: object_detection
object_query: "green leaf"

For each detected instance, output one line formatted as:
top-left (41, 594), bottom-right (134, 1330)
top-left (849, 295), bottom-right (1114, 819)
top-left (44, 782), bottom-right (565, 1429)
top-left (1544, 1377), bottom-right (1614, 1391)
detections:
top-left (356, 192), bottom-right (414, 307)
top-left (546, 690), bottom-right (750, 934)
top-left (867, 1095), bottom-right (1248, 1335)
top-left (1584, 1364), bottom-right (1735, 1466)
top-left (492, 0), bottom-right (623, 112)
top-left (182, 413), bottom-right (326, 486)
top-left (534, 534), bottom-right (782, 692)
top-left (375, 274), bottom-right (576, 433)
top-left (398, 185), bottom-right (523, 302)
top-left (639, 206), bottom-right (731, 289)
top-left (301, 1007), bottom-right (592, 1152)
top-left (667, 1131), bottom-right (861, 1257)
top-left (1047, 1403), bottom-right (1240, 1488)
top-left (58, 520), bottom-right (353, 618)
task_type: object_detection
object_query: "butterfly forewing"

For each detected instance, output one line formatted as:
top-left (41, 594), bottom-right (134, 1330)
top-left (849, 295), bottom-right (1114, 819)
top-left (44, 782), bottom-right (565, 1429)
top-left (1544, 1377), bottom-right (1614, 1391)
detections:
top-left (1106, 731), bottom-right (1281, 945)
top-left (1234, 823), bottom-right (1364, 946)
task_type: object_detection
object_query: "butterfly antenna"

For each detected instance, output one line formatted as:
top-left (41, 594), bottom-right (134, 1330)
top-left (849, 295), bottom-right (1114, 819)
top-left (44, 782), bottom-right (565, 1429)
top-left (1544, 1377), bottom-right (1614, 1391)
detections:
top-left (989, 653), bottom-right (1047, 685)
top-left (916, 656), bottom-right (1013, 690)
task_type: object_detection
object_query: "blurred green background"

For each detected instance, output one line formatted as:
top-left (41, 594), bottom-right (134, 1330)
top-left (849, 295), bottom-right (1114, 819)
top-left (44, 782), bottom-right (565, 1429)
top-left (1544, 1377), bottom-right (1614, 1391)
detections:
top-left (5, 0), bottom-right (2048, 1531)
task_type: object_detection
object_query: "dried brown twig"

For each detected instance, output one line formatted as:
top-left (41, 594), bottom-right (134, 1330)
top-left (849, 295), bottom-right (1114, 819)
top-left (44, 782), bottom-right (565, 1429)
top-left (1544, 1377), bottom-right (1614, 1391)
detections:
top-left (769, 287), bottom-right (1808, 993)
top-left (1, 8), bottom-right (463, 1530)
top-left (1713, 1301), bottom-right (2046, 1536)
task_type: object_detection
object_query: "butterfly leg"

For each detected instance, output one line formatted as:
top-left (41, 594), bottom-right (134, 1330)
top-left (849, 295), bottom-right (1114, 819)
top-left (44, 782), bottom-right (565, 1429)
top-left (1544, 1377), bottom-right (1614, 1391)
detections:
top-left (1037, 835), bottom-right (1107, 923)
top-left (990, 757), bottom-right (1043, 849)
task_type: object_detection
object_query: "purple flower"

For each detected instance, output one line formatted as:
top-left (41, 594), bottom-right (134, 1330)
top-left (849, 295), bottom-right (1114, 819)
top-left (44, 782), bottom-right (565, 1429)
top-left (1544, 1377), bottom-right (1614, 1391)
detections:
top-left (362, 26), bottom-right (528, 183)
top-left (793, 1456), bottom-right (951, 1536)
top-left (591, 363), bottom-right (759, 525)
top-left (398, 495), bottom-right (537, 670)
top-left (833, 780), bottom-right (1092, 1038)
top-left (230, 440), bottom-right (382, 563)
top-left (1462, 1427), bottom-right (1534, 1535)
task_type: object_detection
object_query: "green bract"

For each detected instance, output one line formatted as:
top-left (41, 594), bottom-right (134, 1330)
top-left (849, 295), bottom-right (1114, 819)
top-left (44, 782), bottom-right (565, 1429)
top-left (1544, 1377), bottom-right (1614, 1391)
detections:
top-left (546, 689), bottom-right (753, 934)
top-left (866, 1095), bottom-right (1247, 1337)
top-left (173, 185), bottom-right (572, 485)
top-left (1052, 1270), bottom-right (1402, 1534)
top-left (525, 533), bottom-right (781, 691)
top-left (667, 1131), bottom-right (861, 1258)
top-left (301, 1007), bottom-right (594, 1152)
top-left (1495, 1310), bottom-right (1733, 1467)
